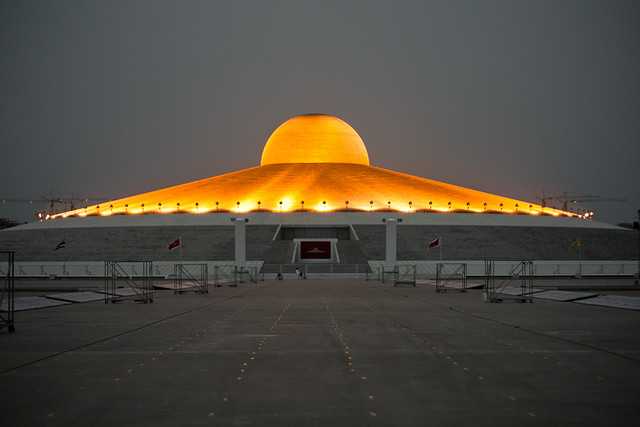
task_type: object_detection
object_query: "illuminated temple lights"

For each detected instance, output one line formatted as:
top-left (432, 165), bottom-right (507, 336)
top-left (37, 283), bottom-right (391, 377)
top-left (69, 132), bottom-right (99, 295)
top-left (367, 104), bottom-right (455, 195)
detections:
top-left (48, 113), bottom-right (581, 220)
top-left (53, 198), bottom-right (575, 218)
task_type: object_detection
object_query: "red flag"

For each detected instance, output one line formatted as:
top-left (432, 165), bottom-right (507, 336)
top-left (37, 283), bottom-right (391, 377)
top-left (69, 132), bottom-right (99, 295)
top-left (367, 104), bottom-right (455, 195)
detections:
top-left (168, 238), bottom-right (181, 251)
top-left (428, 237), bottom-right (440, 249)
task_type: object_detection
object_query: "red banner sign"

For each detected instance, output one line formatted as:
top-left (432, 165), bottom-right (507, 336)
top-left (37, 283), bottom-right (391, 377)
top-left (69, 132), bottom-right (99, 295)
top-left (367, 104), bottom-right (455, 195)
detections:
top-left (300, 241), bottom-right (331, 259)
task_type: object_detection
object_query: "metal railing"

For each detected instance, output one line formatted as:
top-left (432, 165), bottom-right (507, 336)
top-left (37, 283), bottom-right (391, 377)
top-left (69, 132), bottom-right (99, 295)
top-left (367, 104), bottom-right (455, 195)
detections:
top-left (366, 264), bottom-right (418, 286)
top-left (212, 265), bottom-right (259, 286)
top-left (235, 266), bottom-right (258, 286)
top-left (173, 263), bottom-right (208, 294)
top-left (484, 260), bottom-right (534, 303)
top-left (3, 260), bottom-right (637, 278)
top-left (365, 264), bottom-right (382, 281)
top-left (104, 261), bottom-right (154, 304)
top-left (260, 263), bottom-right (370, 279)
top-left (1, 251), bottom-right (15, 333)
top-left (381, 266), bottom-right (397, 284)
top-left (213, 265), bottom-right (235, 287)
top-left (435, 263), bottom-right (467, 293)
top-left (394, 264), bottom-right (417, 287)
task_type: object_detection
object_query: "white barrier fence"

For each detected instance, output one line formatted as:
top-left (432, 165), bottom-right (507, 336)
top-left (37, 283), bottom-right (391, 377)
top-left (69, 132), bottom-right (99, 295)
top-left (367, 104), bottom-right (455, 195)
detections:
top-left (1, 261), bottom-right (263, 279)
top-left (369, 260), bottom-right (638, 278)
top-left (0, 260), bottom-right (637, 279)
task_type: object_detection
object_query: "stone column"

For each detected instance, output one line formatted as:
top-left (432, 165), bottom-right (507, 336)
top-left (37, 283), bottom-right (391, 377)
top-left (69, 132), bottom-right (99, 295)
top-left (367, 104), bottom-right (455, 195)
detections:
top-left (231, 217), bottom-right (249, 266)
top-left (383, 217), bottom-right (401, 267)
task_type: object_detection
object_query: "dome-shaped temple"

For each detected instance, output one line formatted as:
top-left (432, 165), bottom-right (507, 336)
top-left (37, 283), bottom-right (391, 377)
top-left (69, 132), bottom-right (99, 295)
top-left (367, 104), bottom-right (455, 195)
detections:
top-left (49, 114), bottom-right (576, 218)
top-left (261, 114), bottom-right (369, 166)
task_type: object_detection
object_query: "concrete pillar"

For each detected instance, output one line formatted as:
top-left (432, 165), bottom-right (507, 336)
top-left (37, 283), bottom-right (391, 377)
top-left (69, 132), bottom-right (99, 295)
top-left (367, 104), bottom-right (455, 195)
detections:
top-left (383, 217), bottom-right (401, 267)
top-left (231, 218), bottom-right (248, 266)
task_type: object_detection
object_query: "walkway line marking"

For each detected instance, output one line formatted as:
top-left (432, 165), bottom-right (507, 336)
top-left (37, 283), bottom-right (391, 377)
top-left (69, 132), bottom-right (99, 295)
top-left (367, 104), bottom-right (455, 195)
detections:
top-left (0, 289), bottom-right (256, 376)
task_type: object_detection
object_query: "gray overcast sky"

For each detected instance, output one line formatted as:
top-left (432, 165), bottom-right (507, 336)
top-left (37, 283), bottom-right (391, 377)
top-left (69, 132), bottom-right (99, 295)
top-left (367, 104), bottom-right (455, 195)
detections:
top-left (1, 0), bottom-right (638, 224)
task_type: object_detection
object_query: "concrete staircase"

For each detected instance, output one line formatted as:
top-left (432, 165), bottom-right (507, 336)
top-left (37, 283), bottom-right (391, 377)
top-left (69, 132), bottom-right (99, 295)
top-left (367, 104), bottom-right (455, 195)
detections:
top-left (261, 240), bottom-right (294, 264)
top-left (336, 240), bottom-right (370, 264)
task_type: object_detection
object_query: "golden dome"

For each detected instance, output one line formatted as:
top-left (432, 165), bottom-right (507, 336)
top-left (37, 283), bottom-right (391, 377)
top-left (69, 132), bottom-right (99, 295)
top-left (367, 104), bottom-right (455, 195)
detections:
top-left (260, 114), bottom-right (370, 166)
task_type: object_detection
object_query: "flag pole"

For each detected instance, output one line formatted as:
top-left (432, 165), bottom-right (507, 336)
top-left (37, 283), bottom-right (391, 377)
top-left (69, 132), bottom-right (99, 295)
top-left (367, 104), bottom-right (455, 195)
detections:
top-left (439, 236), bottom-right (443, 261)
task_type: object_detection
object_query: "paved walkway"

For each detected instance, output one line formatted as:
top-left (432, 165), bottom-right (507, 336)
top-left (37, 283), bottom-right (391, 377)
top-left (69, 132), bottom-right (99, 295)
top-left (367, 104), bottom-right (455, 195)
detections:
top-left (1, 279), bottom-right (639, 426)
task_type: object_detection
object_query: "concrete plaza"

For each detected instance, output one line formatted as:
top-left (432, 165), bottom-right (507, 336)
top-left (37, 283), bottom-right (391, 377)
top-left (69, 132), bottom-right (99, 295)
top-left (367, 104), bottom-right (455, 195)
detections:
top-left (1, 279), bottom-right (639, 426)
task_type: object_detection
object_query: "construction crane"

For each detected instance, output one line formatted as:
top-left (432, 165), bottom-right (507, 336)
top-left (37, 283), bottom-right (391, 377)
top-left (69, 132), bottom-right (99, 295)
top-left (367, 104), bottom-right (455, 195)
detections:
top-left (1, 196), bottom-right (111, 217)
top-left (538, 193), bottom-right (626, 213)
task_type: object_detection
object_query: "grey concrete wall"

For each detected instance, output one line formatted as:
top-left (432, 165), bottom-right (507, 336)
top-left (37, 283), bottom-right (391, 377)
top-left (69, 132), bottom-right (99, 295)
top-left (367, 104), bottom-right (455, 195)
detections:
top-left (0, 225), bottom-right (278, 262)
top-left (0, 223), bottom-right (636, 262)
top-left (246, 225), bottom-right (279, 261)
top-left (354, 225), bottom-right (638, 261)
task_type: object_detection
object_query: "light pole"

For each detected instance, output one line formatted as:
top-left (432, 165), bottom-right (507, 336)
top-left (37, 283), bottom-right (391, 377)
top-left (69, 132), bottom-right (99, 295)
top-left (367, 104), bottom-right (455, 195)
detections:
top-left (633, 209), bottom-right (640, 285)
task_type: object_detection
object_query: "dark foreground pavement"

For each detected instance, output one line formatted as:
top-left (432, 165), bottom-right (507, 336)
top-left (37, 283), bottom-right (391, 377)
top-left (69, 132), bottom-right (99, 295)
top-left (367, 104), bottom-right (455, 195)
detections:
top-left (1, 279), bottom-right (639, 426)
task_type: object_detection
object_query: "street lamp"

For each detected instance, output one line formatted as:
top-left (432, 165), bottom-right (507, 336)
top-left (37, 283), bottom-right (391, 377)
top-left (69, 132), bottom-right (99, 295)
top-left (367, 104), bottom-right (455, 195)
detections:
top-left (633, 209), bottom-right (640, 285)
